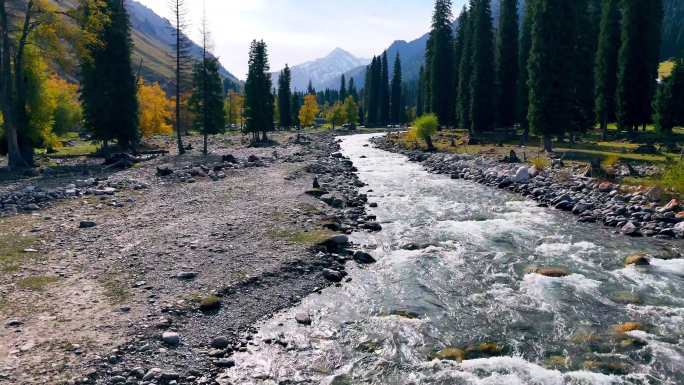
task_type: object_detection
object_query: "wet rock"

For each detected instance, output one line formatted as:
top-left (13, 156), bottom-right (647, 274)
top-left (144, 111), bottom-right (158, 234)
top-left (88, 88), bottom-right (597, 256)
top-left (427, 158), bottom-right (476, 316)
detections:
top-left (176, 271), bottom-right (198, 280)
top-left (621, 222), bottom-right (641, 237)
top-left (362, 222), bottom-right (382, 232)
top-left (613, 322), bottom-right (643, 334)
top-left (624, 254), bottom-right (650, 266)
top-left (210, 336), bottom-right (230, 349)
top-left (433, 347), bottom-right (464, 362)
top-left (79, 221), bottom-right (97, 229)
top-left (322, 268), bottom-right (344, 283)
top-left (531, 267), bottom-right (570, 278)
top-left (675, 222), bottom-right (684, 237)
top-left (313, 176), bottom-right (320, 189)
top-left (369, 202), bottom-right (378, 208)
top-left (353, 251), bottom-right (377, 264)
top-left (322, 234), bottom-right (349, 250)
top-left (295, 313), bottom-right (312, 325)
top-left (161, 332), bottom-right (180, 346)
top-left (156, 166), bottom-right (173, 177)
top-left (214, 358), bottom-right (235, 368)
top-left (222, 154), bottom-right (238, 164)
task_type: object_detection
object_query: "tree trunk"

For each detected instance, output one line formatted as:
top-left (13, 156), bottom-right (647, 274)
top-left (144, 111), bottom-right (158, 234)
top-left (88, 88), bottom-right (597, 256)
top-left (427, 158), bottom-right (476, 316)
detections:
top-left (543, 134), bottom-right (553, 153)
top-left (425, 135), bottom-right (435, 151)
top-left (0, 0), bottom-right (27, 169)
top-left (174, 0), bottom-right (185, 155)
top-left (600, 113), bottom-right (608, 140)
top-left (203, 133), bottom-right (208, 155)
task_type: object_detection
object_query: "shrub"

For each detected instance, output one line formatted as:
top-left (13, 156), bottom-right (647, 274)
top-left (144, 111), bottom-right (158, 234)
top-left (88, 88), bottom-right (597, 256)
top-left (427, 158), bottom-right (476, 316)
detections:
top-left (601, 155), bottom-right (621, 175)
top-left (661, 159), bottom-right (684, 195)
top-left (530, 156), bottom-right (550, 171)
top-left (410, 114), bottom-right (439, 150)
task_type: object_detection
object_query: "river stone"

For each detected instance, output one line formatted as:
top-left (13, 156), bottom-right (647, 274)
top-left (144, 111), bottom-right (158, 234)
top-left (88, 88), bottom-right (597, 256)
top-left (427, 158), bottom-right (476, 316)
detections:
top-left (214, 358), bottom-right (235, 368)
top-left (4, 319), bottom-right (22, 328)
top-left (514, 167), bottom-right (530, 183)
top-left (322, 268), bottom-right (344, 283)
top-left (433, 347), bottom-right (464, 362)
top-left (162, 332), bottom-right (180, 346)
top-left (295, 313), bottom-right (312, 325)
top-left (79, 221), bottom-right (96, 229)
top-left (663, 199), bottom-right (680, 212)
top-left (353, 251), bottom-right (376, 264)
top-left (322, 234), bottom-right (349, 249)
top-left (176, 271), bottom-right (198, 280)
top-left (624, 254), bottom-right (650, 266)
top-left (532, 267), bottom-right (570, 278)
top-left (362, 222), bottom-right (382, 231)
top-left (210, 336), bottom-right (229, 349)
top-left (621, 222), bottom-right (641, 236)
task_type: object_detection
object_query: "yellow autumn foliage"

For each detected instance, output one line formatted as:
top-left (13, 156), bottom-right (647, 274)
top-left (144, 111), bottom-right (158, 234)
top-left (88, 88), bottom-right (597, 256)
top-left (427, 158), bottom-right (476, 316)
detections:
top-left (138, 81), bottom-right (173, 138)
top-left (299, 94), bottom-right (320, 128)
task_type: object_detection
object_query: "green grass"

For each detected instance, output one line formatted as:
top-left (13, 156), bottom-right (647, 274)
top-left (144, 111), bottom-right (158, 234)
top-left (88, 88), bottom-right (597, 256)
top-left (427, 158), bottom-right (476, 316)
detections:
top-left (270, 228), bottom-right (335, 246)
top-left (101, 276), bottom-right (130, 304)
top-left (0, 235), bottom-right (40, 272)
top-left (17, 275), bottom-right (59, 291)
top-left (50, 141), bottom-right (99, 157)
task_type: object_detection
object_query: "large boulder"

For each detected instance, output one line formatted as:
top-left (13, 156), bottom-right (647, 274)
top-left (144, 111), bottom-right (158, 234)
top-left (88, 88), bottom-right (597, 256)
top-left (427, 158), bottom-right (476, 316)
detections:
top-left (513, 166), bottom-right (530, 183)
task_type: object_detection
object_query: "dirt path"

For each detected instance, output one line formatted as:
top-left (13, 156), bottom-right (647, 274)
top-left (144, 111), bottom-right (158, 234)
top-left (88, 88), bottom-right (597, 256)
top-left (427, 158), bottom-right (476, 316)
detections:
top-left (1, 132), bottom-right (363, 384)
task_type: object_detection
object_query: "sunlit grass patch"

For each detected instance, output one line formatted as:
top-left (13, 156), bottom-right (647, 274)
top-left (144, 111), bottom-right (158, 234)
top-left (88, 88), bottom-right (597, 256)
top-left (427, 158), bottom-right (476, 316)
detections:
top-left (17, 275), bottom-right (59, 291)
top-left (0, 235), bottom-right (40, 272)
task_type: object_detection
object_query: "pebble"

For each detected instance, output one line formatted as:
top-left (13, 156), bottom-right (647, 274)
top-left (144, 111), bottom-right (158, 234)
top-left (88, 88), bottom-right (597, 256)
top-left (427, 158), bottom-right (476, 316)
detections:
top-left (4, 319), bottom-right (23, 328)
top-left (210, 336), bottom-right (230, 349)
top-left (79, 221), bottom-right (97, 229)
top-left (161, 332), bottom-right (180, 346)
top-left (295, 313), bottom-right (312, 325)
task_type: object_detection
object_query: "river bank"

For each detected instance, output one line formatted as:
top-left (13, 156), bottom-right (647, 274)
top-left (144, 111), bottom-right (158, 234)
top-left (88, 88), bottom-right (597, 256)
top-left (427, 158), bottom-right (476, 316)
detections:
top-left (373, 134), bottom-right (684, 242)
top-left (0, 131), bottom-right (372, 384)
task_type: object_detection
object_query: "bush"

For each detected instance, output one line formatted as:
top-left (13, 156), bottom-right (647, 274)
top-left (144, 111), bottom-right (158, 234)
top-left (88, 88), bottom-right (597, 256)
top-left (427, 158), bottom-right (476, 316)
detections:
top-left (410, 114), bottom-right (439, 150)
top-left (530, 156), bottom-right (550, 171)
top-left (601, 155), bottom-right (620, 174)
top-left (661, 159), bottom-right (684, 195)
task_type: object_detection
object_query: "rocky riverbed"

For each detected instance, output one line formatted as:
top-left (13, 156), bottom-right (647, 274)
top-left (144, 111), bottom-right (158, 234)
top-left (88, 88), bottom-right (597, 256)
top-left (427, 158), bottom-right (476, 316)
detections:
top-left (373, 135), bottom-right (684, 240)
top-left (0, 131), bottom-right (377, 385)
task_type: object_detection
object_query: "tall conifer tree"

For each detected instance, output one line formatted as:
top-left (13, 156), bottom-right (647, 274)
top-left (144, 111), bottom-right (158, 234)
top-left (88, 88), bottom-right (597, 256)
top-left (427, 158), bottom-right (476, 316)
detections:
top-left (82, 0), bottom-right (139, 150)
top-left (496, 0), bottom-right (518, 128)
top-left (390, 53), bottom-right (403, 124)
top-left (278, 64), bottom-right (292, 128)
top-left (617, 0), bottom-right (664, 131)
top-left (339, 74), bottom-right (347, 101)
top-left (380, 52), bottom-right (390, 125)
top-left (189, 57), bottom-right (225, 154)
top-left (244, 40), bottom-right (274, 143)
top-left (594, 0), bottom-right (621, 138)
top-left (469, 0), bottom-right (496, 133)
top-left (457, 6), bottom-right (473, 130)
top-left (427, 0), bottom-right (455, 127)
top-left (417, 66), bottom-right (426, 117)
top-left (517, 0), bottom-right (534, 141)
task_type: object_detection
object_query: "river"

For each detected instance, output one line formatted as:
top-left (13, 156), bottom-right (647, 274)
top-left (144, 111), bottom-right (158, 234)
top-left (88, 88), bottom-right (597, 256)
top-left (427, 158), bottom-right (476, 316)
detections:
top-left (218, 133), bottom-right (684, 385)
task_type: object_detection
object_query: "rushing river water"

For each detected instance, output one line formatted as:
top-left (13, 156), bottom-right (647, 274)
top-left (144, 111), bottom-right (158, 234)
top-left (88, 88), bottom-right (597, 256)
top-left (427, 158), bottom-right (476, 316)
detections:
top-left (219, 134), bottom-right (684, 385)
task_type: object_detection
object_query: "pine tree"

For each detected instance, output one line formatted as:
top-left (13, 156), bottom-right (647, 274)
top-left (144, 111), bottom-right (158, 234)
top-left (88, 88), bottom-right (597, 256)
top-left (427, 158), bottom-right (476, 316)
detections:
top-left (457, 6), bottom-right (472, 130)
top-left (189, 57), bottom-right (225, 154)
top-left (653, 58), bottom-right (684, 136)
top-left (339, 74), bottom-right (347, 101)
top-left (278, 64), bottom-right (292, 128)
top-left (82, 0), bottom-right (139, 151)
top-left (244, 40), bottom-right (274, 143)
top-left (168, 0), bottom-right (193, 154)
top-left (617, 0), bottom-right (664, 132)
top-left (517, 0), bottom-right (534, 141)
top-left (469, 0), bottom-right (496, 133)
top-left (307, 80), bottom-right (315, 95)
top-left (496, 0), bottom-right (518, 128)
top-left (380, 51), bottom-right (390, 125)
top-left (427, 0), bottom-right (455, 127)
top-left (594, 0), bottom-right (621, 138)
top-left (390, 53), bottom-right (403, 124)
top-left (417, 65), bottom-right (425, 117)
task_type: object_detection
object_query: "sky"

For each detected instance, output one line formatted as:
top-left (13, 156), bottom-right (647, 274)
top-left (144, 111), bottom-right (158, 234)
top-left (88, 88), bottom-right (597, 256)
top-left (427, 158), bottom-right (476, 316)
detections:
top-left (137, 0), bottom-right (467, 80)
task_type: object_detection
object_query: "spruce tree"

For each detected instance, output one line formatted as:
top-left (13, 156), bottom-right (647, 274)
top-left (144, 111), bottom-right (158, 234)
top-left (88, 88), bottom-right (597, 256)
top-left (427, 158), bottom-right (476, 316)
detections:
top-left (528, 0), bottom-right (573, 151)
top-left (617, 0), bottom-right (664, 132)
top-left (570, 0), bottom-right (597, 139)
top-left (517, 0), bottom-right (534, 141)
top-left (380, 52), bottom-right (390, 125)
top-left (427, 0), bottom-right (455, 127)
top-left (81, 0), bottom-right (139, 151)
top-left (307, 80), bottom-right (315, 95)
top-left (496, 0), bottom-right (518, 128)
top-left (417, 66), bottom-right (426, 117)
top-left (340, 74), bottom-right (347, 101)
top-left (278, 64), bottom-right (292, 128)
top-left (390, 54), bottom-right (403, 125)
top-left (594, 0), bottom-right (621, 138)
top-left (291, 92), bottom-right (301, 127)
top-left (244, 40), bottom-right (274, 143)
top-left (348, 77), bottom-right (358, 101)
top-left (457, 6), bottom-right (472, 130)
top-left (189, 57), bottom-right (225, 154)
top-left (469, 0), bottom-right (496, 133)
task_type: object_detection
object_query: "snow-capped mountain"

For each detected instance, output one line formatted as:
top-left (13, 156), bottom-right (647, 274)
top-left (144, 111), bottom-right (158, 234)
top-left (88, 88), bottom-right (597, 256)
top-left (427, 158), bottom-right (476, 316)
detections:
top-left (272, 48), bottom-right (370, 92)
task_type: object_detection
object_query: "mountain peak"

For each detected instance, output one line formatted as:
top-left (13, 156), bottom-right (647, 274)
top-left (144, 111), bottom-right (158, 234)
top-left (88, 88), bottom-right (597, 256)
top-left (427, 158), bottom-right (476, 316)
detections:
top-left (327, 47), bottom-right (353, 58)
